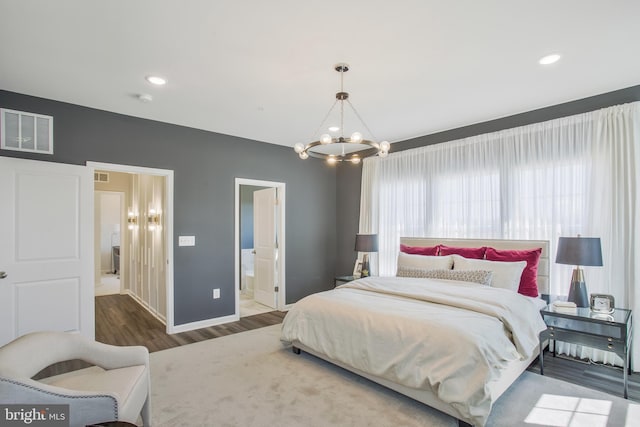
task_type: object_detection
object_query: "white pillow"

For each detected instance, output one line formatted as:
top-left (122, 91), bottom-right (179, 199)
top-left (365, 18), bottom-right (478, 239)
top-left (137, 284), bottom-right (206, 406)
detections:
top-left (451, 254), bottom-right (526, 291)
top-left (396, 252), bottom-right (454, 272)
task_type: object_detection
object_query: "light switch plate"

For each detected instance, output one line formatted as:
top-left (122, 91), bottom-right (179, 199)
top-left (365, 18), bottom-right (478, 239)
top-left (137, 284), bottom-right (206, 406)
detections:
top-left (178, 235), bottom-right (195, 246)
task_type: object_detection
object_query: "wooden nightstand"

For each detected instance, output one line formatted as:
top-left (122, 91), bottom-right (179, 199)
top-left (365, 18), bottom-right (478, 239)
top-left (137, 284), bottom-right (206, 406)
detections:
top-left (539, 304), bottom-right (633, 398)
top-left (334, 275), bottom-right (356, 287)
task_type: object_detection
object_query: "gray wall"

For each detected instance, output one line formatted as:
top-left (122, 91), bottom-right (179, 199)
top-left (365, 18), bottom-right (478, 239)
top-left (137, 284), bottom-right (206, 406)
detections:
top-left (335, 164), bottom-right (363, 275)
top-left (5, 83), bottom-right (640, 324)
top-left (0, 90), bottom-right (337, 325)
top-left (335, 84), bottom-right (640, 265)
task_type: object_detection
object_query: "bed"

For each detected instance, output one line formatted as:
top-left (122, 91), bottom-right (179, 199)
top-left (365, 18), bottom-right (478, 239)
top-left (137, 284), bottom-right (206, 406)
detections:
top-left (280, 237), bottom-right (550, 427)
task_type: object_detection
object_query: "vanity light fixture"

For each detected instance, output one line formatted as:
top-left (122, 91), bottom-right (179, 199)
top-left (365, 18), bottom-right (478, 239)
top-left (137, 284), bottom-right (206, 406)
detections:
top-left (127, 211), bottom-right (138, 230)
top-left (147, 209), bottom-right (161, 231)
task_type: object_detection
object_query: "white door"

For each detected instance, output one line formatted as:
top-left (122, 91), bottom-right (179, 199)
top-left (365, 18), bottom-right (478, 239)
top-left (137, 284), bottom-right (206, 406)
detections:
top-left (253, 188), bottom-right (277, 309)
top-left (0, 157), bottom-right (94, 346)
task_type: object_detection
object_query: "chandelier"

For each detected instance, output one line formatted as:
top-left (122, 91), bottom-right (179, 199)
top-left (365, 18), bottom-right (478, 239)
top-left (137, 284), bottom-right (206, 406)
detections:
top-left (294, 63), bottom-right (390, 164)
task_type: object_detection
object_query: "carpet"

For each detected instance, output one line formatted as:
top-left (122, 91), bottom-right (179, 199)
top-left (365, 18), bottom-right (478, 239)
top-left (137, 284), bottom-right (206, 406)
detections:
top-left (150, 325), bottom-right (637, 426)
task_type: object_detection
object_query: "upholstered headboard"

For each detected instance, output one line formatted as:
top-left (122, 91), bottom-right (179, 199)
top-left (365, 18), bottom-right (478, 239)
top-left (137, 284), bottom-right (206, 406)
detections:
top-left (399, 237), bottom-right (550, 295)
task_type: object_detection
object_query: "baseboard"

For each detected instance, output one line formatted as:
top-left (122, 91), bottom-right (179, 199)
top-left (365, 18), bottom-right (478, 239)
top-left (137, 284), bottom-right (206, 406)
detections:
top-left (169, 313), bottom-right (240, 334)
top-left (125, 290), bottom-right (167, 325)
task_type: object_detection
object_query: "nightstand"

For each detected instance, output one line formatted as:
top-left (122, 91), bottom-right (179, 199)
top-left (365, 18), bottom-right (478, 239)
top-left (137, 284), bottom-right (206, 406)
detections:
top-left (334, 275), bottom-right (356, 287)
top-left (539, 304), bottom-right (633, 398)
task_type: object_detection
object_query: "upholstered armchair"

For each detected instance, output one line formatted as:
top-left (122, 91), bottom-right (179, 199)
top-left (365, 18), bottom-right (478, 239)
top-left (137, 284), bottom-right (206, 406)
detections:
top-left (0, 331), bottom-right (151, 427)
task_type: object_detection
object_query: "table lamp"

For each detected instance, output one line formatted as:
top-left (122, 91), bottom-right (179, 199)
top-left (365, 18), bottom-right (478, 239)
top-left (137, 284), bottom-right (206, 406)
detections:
top-left (355, 234), bottom-right (378, 277)
top-left (555, 236), bottom-right (603, 307)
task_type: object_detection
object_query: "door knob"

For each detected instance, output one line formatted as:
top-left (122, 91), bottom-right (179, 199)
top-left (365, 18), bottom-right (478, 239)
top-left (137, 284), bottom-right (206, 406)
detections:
top-left (0, 271), bottom-right (6, 279)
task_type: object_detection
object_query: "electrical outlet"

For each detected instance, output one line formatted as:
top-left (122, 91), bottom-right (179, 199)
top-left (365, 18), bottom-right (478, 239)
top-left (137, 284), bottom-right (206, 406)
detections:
top-left (213, 288), bottom-right (220, 299)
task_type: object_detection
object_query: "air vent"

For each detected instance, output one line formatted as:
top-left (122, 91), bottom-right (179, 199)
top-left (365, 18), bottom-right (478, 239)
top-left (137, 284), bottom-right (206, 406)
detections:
top-left (94, 172), bottom-right (110, 183)
top-left (1, 108), bottom-right (53, 154)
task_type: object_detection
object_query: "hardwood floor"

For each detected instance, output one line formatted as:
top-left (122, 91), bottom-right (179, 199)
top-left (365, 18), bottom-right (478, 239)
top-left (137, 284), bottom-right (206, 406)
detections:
top-left (42, 294), bottom-right (639, 404)
top-left (96, 294), bottom-right (285, 352)
top-left (36, 294), bottom-right (285, 378)
top-left (526, 350), bottom-right (639, 402)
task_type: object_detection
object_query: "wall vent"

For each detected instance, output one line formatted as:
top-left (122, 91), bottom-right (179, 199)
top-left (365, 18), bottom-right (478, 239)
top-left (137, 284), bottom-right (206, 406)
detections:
top-left (94, 172), bottom-right (110, 183)
top-left (1, 108), bottom-right (53, 154)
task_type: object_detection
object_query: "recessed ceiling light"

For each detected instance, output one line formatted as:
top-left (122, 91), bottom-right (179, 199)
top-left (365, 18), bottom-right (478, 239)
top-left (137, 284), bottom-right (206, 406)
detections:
top-left (146, 75), bottom-right (167, 85)
top-left (539, 54), bottom-right (561, 65)
top-left (329, 126), bottom-right (340, 132)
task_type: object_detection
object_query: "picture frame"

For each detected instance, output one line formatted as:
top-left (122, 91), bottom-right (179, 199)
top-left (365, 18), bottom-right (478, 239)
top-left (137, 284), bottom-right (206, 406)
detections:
top-left (353, 260), bottom-right (363, 278)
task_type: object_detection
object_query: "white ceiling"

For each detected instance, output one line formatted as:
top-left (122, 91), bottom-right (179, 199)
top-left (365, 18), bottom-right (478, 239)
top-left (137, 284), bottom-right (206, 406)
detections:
top-left (1, 1), bottom-right (639, 149)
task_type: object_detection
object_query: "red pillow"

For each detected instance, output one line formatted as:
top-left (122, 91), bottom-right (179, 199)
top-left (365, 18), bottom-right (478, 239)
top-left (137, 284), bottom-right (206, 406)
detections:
top-left (439, 245), bottom-right (486, 259)
top-left (485, 247), bottom-right (542, 297)
top-left (400, 243), bottom-right (439, 256)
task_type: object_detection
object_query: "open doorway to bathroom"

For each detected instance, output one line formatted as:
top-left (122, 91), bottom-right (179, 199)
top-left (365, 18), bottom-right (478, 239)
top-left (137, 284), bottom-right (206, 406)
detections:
top-left (239, 184), bottom-right (272, 317)
top-left (95, 191), bottom-right (123, 296)
top-left (235, 178), bottom-right (286, 318)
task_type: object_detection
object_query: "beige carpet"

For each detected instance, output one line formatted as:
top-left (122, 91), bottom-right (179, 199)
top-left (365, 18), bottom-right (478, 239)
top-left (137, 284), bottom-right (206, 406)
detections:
top-left (150, 325), bottom-right (637, 426)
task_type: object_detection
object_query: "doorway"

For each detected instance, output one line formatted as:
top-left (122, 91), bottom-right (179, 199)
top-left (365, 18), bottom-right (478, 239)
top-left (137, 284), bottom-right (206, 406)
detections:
top-left (95, 191), bottom-right (124, 296)
top-left (87, 161), bottom-right (176, 333)
top-left (234, 178), bottom-right (286, 318)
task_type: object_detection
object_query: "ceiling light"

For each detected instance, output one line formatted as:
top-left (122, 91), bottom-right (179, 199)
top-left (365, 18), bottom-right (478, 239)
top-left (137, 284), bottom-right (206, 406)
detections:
top-left (146, 75), bottom-right (167, 85)
top-left (295, 63), bottom-right (390, 163)
top-left (539, 54), bottom-right (561, 65)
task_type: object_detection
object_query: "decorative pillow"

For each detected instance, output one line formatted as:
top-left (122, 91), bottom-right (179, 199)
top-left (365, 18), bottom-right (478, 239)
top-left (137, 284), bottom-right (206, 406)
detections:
top-left (439, 245), bottom-right (486, 259)
top-left (485, 247), bottom-right (542, 297)
top-left (396, 252), bottom-right (453, 272)
top-left (400, 243), bottom-right (440, 256)
top-left (451, 254), bottom-right (526, 291)
top-left (397, 266), bottom-right (493, 286)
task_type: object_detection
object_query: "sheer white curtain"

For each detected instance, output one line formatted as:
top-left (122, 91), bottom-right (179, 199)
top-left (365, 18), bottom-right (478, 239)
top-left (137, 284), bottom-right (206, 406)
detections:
top-left (360, 102), bottom-right (640, 368)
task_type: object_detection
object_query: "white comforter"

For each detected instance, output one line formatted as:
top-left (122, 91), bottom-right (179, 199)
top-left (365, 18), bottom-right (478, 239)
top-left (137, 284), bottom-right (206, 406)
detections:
top-left (280, 276), bottom-right (547, 426)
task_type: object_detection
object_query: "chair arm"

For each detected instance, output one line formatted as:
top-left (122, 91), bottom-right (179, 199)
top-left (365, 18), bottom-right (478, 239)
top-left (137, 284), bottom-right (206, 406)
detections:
top-left (77, 339), bottom-right (149, 371)
top-left (0, 332), bottom-right (149, 378)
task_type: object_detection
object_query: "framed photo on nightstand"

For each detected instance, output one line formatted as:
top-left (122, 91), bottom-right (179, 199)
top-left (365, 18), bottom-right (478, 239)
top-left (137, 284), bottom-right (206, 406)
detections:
top-left (353, 252), bottom-right (364, 278)
top-left (353, 260), bottom-right (363, 278)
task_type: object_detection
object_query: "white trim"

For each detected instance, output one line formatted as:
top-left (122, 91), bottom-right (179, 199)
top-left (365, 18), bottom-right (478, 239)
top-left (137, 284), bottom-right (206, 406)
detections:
top-left (234, 178), bottom-right (286, 319)
top-left (87, 161), bottom-right (176, 333)
top-left (170, 313), bottom-right (239, 334)
top-left (125, 289), bottom-right (167, 323)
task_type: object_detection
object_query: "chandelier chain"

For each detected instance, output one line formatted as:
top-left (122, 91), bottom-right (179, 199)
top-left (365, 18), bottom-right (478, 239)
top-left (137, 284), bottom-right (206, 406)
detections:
top-left (340, 97), bottom-right (345, 138)
top-left (340, 66), bottom-right (345, 137)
